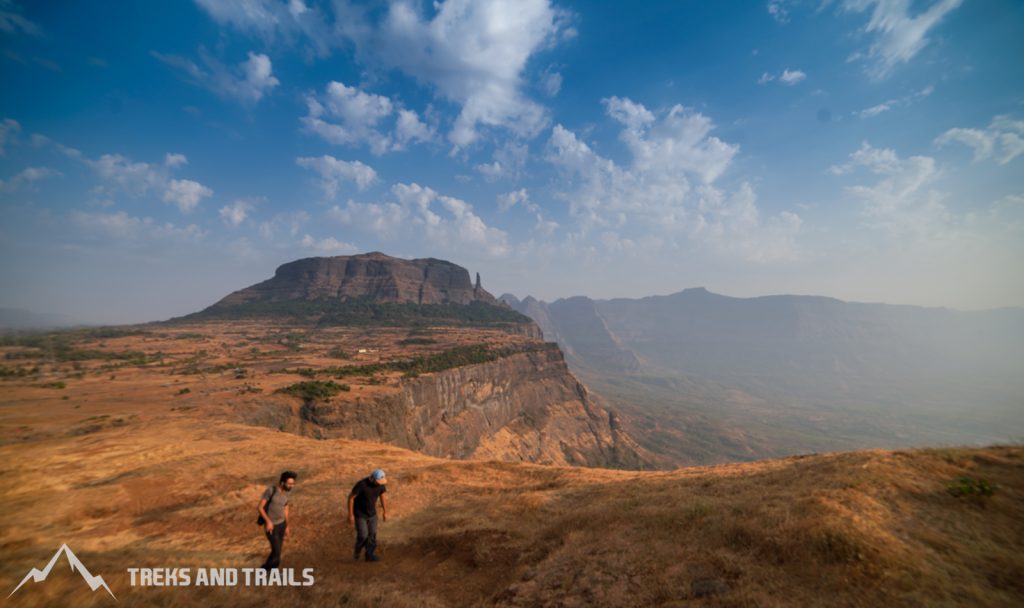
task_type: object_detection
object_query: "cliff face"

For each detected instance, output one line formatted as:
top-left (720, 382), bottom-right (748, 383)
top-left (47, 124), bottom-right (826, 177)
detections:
top-left (296, 344), bottom-right (650, 469)
top-left (215, 252), bottom-right (499, 307)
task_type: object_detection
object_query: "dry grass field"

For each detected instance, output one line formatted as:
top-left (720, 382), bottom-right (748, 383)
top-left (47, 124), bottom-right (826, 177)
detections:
top-left (1, 322), bottom-right (1022, 606)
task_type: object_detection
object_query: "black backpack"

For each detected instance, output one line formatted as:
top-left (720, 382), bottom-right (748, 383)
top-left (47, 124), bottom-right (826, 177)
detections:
top-left (256, 485), bottom-right (277, 526)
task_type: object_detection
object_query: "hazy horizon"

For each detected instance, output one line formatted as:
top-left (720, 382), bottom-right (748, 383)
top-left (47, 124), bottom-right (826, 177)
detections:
top-left (2, 1), bottom-right (1023, 324)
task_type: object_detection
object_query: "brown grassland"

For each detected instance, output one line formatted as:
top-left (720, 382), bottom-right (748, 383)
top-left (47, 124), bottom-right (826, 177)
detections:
top-left (1, 321), bottom-right (1022, 607)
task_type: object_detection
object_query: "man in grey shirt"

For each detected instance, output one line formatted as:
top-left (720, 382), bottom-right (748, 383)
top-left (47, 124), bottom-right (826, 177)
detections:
top-left (257, 471), bottom-right (296, 570)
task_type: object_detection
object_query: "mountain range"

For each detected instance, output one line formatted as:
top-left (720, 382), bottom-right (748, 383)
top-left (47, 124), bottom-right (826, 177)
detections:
top-left (501, 288), bottom-right (1024, 463)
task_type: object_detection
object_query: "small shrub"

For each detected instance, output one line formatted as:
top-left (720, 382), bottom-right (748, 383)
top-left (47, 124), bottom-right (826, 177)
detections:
top-left (276, 380), bottom-right (348, 401)
top-left (176, 387), bottom-right (191, 395)
top-left (947, 476), bottom-right (994, 502)
top-left (327, 347), bottom-right (351, 359)
top-left (397, 338), bottom-right (437, 346)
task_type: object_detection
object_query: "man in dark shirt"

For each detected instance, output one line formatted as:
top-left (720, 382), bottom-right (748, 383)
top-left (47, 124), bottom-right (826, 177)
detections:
top-left (257, 471), bottom-right (296, 571)
top-left (348, 468), bottom-right (388, 562)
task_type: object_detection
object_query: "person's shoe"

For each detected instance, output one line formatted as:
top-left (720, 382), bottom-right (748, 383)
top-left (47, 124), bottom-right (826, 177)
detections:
top-left (365, 554), bottom-right (380, 562)
top-left (353, 551), bottom-right (361, 561)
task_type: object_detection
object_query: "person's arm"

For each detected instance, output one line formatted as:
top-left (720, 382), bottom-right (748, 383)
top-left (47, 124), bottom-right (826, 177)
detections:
top-left (347, 493), bottom-right (357, 528)
top-left (284, 504), bottom-right (290, 537)
top-left (379, 493), bottom-right (388, 522)
top-left (257, 493), bottom-right (273, 534)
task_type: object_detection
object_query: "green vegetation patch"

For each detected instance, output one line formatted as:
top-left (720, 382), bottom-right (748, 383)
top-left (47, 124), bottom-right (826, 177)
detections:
top-left (397, 338), bottom-right (437, 346)
top-left (35, 381), bottom-right (66, 389)
top-left (277, 342), bottom-right (553, 381)
top-left (276, 380), bottom-right (350, 401)
top-left (947, 476), bottom-right (995, 502)
top-left (0, 365), bottom-right (37, 379)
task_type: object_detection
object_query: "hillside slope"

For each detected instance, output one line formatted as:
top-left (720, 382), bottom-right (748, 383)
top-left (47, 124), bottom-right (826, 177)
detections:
top-left (0, 405), bottom-right (1021, 607)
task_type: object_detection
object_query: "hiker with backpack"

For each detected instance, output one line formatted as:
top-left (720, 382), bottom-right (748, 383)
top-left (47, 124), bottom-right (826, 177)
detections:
top-left (257, 471), bottom-right (297, 570)
top-left (348, 469), bottom-right (388, 562)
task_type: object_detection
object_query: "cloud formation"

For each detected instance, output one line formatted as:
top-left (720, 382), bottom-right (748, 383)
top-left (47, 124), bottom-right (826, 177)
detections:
top-left (935, 115), bottom-right (1024, 165)
top-left (83, 152), bottom-right (213, 213)
top-left (343, 0), bottom-right (567, 148)
top-left (328, 182), bottom-right (510, 257)
top-left (219, 200), bottom-right (254, 227)
top-left (0, 166), bottom-right (60, 193)
top-left (545, 97), bottom-right (800, 263)
top-left (70, 210), bottom-right (205, 242)
top-left (153, 49), bottom-right (280, 105)
top-left (831, 141), bottom-right (952, 241)
top-left (297, 155), bottom-right (378, 198)
top-left (842, 0), bottom-right (963, 79)
top-left (758, 68), bottom-right (807, 85)
top-left (0, 118), bottom-right (20, 156)
top-left (301, 81), bottom-right (434, 154)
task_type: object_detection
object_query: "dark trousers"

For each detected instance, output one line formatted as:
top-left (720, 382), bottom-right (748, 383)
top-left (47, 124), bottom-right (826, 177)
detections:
top-left (354, 516), bottom-right (378, 559)
top-left (261, 520), bottom-right (287, 570)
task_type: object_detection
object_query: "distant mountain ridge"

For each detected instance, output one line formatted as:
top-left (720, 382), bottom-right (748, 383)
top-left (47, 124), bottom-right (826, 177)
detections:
top-left (504, 288), bottom-right (1024, 461)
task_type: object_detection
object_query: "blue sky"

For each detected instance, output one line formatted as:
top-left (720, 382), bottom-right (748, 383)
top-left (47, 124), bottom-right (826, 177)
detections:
top-left (1, 0), bottom-right (1022, 324)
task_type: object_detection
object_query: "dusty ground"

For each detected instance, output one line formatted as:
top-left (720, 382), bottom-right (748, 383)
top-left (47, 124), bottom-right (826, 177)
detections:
top-left (2, 323), bottom-right (1023, 606)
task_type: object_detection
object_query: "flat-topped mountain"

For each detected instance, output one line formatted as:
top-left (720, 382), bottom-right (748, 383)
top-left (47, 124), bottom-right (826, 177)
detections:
top-left (213, 252), bottom-right (498, 308)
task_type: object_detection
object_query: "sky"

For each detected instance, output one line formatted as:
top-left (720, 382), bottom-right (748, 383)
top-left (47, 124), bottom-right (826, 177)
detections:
top-left (1, 0), bottom-right (1022, 324)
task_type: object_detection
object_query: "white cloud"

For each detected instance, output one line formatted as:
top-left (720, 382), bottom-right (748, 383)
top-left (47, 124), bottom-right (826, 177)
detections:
top-left (0, 166), bottom-right (61, 193)
top-left (302, 81), bottom-right (433, 155)
top-left (935, 115), bottom-right (1024, 165)
top-left (153, 49), bottom-right (279, 105)
top-left (604, 96), bottom-right (737, 184)
top-left (70, 210), bottom-right (206, 242)
top-left (855, 84), bottom-right (934, 118)
top-left (0, 1), bottom-right (41, 36)
top-left (858, 102), bottom-right (892, 118)
top-left (394, 109), bottom-right (436, 147)
top-left (219, 200), bottom-right (254, 227)
top-left (328, 200), bottom-right (409, 240)
top-left (832, 142), bottom-right (951, 241)
top-left (193, 0), bottom-right (335, 57)
top-left (474, 141), bottom-right (528, 181)
top-left (497, 187), bottom-right (556, 237)
top-left (258, 210), bottom-right (310, 240)
top-left (195, 0), bottom-right (567, 148)
top-left (162, 179), bottom-right (213, 213)
top-left (779, 69), bottom-right (807, 84)
top-left (90, 153), bottom-right (166, 193)
top-left (296, 155), bottom-right (378, 198)
top-left (542, 71), bottom-right (563, 97)
top-left (758, 68), bottom-right (806, 85)
top-left (0, 118), bottom-right (20, 156)
top-left (344, 0), bottom-right (566, 148)
top-left (767, 1), bottom-right (790, 23)
top-left (544, 98), bottom-right (800, 263)
top-left (164, 153), bottom-right (188, 168)
top-left (842, 0), bottom-right (963, 79)
top-left (83, 151), bottom-right (214, 213)
top-left (329, 182), bottom-right (510, 257)
top-left (498, 188), bottom-right (530, 212)
top-left (299, 234), bottom-right (358, 254)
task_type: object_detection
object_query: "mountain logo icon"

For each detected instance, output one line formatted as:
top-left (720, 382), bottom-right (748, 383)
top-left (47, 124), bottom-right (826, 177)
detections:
top-left (8, 544), bottom-right (117, 601)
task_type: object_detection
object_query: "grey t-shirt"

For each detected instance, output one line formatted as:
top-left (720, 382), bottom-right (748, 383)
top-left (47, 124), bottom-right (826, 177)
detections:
top-left (261, 485), bottom-right (289, 525)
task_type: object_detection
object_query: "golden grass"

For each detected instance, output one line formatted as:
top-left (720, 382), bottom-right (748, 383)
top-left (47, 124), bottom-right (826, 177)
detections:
top-left (1, 322), bottom-right (1022, 606)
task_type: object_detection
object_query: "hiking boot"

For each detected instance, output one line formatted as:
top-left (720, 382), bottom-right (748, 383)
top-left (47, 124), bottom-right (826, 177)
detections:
top-left (365, 554), bottom-right (380, 562)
